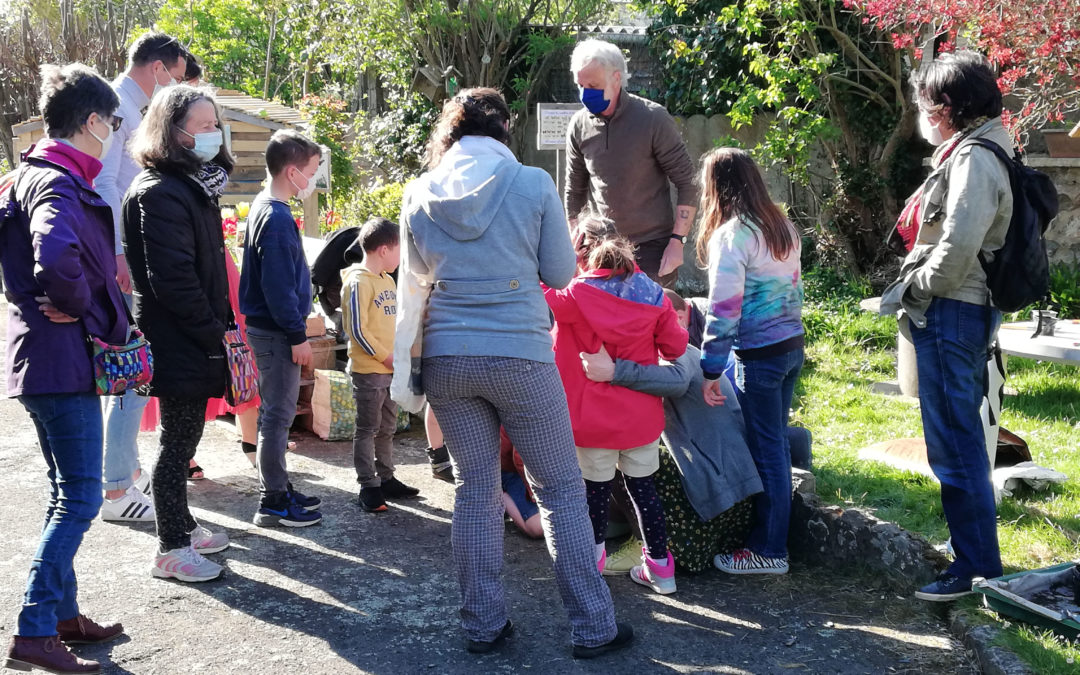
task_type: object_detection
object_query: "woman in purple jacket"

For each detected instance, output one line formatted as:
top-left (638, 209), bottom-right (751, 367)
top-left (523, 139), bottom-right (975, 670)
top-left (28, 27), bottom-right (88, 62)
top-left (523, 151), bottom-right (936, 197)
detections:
top-left (1, 64), bottom-right (128, 674)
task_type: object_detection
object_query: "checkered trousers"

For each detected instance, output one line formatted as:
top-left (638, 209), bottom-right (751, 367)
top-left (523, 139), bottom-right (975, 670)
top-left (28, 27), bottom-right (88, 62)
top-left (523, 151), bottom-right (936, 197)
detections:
top-left (423, 355), bottom-right (618, 647)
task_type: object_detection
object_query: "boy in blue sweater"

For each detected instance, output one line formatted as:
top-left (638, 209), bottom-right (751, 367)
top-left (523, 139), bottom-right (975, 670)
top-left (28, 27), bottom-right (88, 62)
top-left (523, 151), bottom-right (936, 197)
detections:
top-left (239, 129), bottom-right (323, 527)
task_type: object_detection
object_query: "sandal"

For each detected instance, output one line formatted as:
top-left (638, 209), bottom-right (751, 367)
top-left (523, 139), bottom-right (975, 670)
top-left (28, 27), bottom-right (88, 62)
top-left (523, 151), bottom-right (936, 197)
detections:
top-left (187, 461), bottom-right (205, 480)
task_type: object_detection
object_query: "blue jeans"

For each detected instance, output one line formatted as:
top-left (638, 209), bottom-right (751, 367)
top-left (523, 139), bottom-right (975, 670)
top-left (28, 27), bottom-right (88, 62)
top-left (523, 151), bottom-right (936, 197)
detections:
top-left (735, 347), bottom-right (804, 559)
top-left (101, 389), bottom-right (149, 490)
top-left (248, 326), bottom-right (300, 504)
top-left (17, 393), bottom-right (104, 636)
top-left (101, 293), bottom-right (149, 491)
top-left (910, 297), bottom-right (1002, 580)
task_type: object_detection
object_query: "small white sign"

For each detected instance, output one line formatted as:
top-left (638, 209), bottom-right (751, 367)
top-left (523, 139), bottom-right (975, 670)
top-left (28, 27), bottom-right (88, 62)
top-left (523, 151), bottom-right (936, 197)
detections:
top-left (313, 144), bottom-right (331, 191)
top-left (536, 103), bottom-right (581, 151)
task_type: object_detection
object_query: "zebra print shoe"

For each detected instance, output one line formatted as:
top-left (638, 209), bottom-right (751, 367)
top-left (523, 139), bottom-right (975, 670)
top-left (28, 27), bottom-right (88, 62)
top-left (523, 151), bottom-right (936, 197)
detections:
top-left (714, 549), bottom-right (789, 575)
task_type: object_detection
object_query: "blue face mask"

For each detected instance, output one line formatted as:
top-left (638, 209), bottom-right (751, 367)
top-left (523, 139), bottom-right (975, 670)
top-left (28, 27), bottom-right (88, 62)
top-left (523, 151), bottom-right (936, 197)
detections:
top-left (579, 87), bottom-right (610, 115)
top-left (180, 128), bottom-right (223, 162)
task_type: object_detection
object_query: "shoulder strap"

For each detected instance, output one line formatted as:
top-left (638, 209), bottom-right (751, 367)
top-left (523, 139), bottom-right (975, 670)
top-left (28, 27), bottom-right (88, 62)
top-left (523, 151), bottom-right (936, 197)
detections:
top-left (961, 137), bottom-right (1017, 168)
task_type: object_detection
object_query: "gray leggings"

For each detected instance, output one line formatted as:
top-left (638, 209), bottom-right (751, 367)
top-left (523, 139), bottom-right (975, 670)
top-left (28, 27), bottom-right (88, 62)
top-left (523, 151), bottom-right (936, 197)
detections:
top-left (423, 355), bottom-right (618, 647)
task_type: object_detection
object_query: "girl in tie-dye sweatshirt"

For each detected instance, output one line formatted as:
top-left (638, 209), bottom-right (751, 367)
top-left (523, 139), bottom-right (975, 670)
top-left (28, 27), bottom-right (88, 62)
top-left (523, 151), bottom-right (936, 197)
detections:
top-left (697, 147), bottom-right (805, 576)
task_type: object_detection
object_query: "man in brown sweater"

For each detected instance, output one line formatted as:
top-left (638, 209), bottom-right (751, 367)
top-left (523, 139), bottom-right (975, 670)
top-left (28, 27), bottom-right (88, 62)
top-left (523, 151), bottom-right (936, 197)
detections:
top-left (565, 39), bottom-right (700, 288)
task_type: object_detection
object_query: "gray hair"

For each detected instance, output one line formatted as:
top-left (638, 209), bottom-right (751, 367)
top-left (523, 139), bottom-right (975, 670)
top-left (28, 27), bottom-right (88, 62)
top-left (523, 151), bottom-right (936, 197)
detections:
top-left (570, 39), bottom-right (629, 82)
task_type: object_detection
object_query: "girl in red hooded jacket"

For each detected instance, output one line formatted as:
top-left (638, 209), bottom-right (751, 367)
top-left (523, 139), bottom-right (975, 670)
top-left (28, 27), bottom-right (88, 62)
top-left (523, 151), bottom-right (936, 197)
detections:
top-left (545, 215), bottom-right (688, 595)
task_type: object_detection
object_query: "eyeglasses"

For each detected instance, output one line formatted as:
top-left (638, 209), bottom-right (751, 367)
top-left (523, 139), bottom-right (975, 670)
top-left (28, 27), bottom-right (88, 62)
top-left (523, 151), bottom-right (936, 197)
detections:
top-left (107, 116), bottom-right (123, 132)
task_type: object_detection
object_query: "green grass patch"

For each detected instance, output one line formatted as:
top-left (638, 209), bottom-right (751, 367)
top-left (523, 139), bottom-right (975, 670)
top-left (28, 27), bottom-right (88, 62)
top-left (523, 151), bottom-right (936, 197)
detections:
top-left (798, 295), bottom-right (1080, 672)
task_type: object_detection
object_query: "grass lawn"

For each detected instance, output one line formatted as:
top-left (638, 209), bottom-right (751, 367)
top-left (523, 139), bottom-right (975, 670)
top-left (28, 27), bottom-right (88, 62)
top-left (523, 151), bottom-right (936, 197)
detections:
top-left (796, 277), bottom-right (1080, 673)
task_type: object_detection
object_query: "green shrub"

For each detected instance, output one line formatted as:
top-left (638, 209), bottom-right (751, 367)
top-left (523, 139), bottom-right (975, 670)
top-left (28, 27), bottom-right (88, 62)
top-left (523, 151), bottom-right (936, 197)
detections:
top-left (326, 182), bottom-right (407, 236)
top-left (1048, 262), bottom-right (1080, 318)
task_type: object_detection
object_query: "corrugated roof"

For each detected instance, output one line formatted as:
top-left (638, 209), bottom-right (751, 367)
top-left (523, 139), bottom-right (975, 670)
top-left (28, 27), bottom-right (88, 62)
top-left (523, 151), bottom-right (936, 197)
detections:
top-left (214, 88), bottom-right (307, 128)
top-left (576, 25), bottom-right (649, 36)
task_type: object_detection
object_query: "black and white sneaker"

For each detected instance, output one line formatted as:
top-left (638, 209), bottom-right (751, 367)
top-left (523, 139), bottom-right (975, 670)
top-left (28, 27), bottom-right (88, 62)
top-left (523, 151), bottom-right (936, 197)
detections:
top-left (427, 445), bottom-right (454, 482)
top-left (714, 548), bottom-right (789, 575)
top-left (100, 485), bottom-right (155, 522)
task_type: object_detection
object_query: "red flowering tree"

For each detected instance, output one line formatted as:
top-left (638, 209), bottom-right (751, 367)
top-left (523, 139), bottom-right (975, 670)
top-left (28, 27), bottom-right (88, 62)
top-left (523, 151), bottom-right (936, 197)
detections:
top-left (848, 0), bottom-right (1080, 139)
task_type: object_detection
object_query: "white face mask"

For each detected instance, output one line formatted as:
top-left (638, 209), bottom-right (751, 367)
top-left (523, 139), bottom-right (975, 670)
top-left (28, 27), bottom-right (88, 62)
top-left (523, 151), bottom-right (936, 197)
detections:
top-left (87, 117), bottom-right (114, 159)
top-left (919, 111), bottom-right (944, 146)
top-left (290, 169), bottom-right (316, 200)
top-left (152, 65), bottom-right (178, 99)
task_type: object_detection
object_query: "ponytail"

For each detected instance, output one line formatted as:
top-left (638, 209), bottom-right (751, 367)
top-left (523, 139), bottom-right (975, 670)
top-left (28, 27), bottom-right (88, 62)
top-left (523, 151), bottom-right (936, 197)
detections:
top-left (573, 213), bottom-right (637, 279)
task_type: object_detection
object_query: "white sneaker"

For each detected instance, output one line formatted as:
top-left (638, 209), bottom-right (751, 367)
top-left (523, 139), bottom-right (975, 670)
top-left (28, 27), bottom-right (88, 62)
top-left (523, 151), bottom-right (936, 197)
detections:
top-left (100, 485), bottom-right (155, 522)
top-left (133, 470), bottom-right (151, 495)
top-left (151, 545), bottom-right (223, 583)
top-left (190, 524), bottom-right (229, 554)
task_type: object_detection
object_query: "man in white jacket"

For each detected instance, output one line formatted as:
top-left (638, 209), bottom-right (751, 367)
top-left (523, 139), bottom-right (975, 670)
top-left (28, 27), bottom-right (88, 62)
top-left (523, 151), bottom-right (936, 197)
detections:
top-left (96, 32), bottom-right (186, 523)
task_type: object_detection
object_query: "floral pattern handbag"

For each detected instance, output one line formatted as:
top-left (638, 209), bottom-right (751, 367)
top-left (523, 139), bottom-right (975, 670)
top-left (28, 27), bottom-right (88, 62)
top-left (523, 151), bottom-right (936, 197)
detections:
top-left (88, 328), bottom-right (154, 396)
top-left (223, 324), bottom-right (258, 406)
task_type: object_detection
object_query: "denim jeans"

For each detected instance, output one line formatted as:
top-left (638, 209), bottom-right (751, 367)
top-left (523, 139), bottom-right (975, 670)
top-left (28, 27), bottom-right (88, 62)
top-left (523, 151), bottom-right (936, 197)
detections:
top-left (17, 393), bottom-right (104, 636)
top-left (101, 388), bottom-right (149, 490)
top-left (101, 293), bottom-right (149, 491)
top-left (735, 347), bottom-right (804, 559)
top-left (248, 326), bottom-right (300, 504)
top-left (910, 297), bottom-right (1003, 580)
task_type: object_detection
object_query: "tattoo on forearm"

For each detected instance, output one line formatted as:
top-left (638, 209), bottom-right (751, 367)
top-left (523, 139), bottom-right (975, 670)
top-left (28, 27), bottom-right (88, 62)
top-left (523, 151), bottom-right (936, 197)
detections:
top-left (678, 208), bottom-right (690, 220)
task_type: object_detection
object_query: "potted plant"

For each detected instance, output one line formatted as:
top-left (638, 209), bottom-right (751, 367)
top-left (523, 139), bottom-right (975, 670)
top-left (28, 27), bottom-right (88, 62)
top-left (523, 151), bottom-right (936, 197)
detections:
top-left (1042, 122), bottom-right (1080, 158)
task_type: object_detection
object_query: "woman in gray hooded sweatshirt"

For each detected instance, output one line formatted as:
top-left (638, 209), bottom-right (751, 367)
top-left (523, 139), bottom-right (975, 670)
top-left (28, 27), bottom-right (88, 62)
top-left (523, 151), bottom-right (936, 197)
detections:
top-left (394, 88), bottom-right (631, 658)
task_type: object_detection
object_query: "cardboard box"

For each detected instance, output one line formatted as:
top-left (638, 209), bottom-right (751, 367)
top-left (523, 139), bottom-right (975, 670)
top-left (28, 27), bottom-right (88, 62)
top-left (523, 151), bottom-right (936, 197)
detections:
top-left (306, 315), bottom-right (327, 337)
top-left (300, 334), bottom-right (339, 380)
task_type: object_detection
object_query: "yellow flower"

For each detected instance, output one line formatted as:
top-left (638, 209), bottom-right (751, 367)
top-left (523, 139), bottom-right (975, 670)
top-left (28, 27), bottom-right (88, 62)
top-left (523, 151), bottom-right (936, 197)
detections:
top-left (237, 201), bottom-right (250, 219)
top-left (221, 207), bottom-right (236, 220)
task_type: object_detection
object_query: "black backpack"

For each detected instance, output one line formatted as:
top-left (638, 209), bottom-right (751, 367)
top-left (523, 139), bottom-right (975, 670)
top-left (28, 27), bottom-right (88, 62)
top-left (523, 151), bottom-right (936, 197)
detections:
top-left (967, 138), bottom-right (1059, 312)
top-left (309, 225), bottom-right (362, 317)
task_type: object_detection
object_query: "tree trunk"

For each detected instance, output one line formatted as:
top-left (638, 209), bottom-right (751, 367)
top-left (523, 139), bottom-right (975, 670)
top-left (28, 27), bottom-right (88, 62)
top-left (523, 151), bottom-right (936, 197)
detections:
top-left (263, 10), bottom-right (276, 100)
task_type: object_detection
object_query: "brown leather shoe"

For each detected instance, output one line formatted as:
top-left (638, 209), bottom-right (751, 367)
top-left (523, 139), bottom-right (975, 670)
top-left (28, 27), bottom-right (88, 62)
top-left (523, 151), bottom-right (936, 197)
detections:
top-left (4, 635), bottom-right (101, 673)
top-left (56, 615), bottom-right (124, 645)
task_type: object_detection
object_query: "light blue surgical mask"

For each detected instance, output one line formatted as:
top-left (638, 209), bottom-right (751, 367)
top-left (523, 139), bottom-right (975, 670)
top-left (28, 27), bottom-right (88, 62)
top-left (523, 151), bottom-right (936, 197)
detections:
top-left (179, 128), bottom-right (223, 162)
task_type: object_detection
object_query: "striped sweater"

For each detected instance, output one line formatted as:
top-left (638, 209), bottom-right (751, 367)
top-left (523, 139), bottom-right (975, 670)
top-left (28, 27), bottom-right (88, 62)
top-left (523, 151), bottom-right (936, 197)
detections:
top-left (341, 264), bottom-right (396, 374)
top-left (701, 214), bottom-right (804, 378)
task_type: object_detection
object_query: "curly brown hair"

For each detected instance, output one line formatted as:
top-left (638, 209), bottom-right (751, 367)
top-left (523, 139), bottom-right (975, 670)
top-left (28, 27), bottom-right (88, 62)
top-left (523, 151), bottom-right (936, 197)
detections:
top-left (425, 87), bottom-right (511, 169)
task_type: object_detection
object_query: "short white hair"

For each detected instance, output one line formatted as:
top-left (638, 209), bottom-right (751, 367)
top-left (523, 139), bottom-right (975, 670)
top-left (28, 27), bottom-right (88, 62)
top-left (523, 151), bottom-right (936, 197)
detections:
top-left (570, 39), bottom-right (629, 81)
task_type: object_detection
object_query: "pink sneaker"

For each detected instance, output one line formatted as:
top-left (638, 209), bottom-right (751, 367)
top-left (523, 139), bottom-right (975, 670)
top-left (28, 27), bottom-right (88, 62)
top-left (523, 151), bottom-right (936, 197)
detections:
top-left (597, 549), bottom-right (607, 574)
top-left (151, 545), bottom-right (223, 583)
top-left (630, 548), bottom-right (676, 594)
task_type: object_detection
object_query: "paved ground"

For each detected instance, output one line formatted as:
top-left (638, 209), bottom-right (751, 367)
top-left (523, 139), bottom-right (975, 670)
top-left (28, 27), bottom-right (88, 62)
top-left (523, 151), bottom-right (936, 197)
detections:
top-left (0, 394), bottom-right (980, 675)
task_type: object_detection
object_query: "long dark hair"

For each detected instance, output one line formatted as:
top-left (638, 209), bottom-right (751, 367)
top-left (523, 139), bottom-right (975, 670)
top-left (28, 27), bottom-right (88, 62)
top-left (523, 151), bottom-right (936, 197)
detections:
top-left (573, 213), bottom-right (637, 279)
top-left (130, 85), bottom-right (234, 175)
top-left (696, 147), bottom-right (795, 265)
top-left (425, 87), bottom-right (511, 169)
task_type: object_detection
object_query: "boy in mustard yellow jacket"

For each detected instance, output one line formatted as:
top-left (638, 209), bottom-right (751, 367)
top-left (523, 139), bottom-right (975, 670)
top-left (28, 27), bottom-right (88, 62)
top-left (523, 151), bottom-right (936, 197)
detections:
top-left (341, 217), bottom-right (420, 512)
